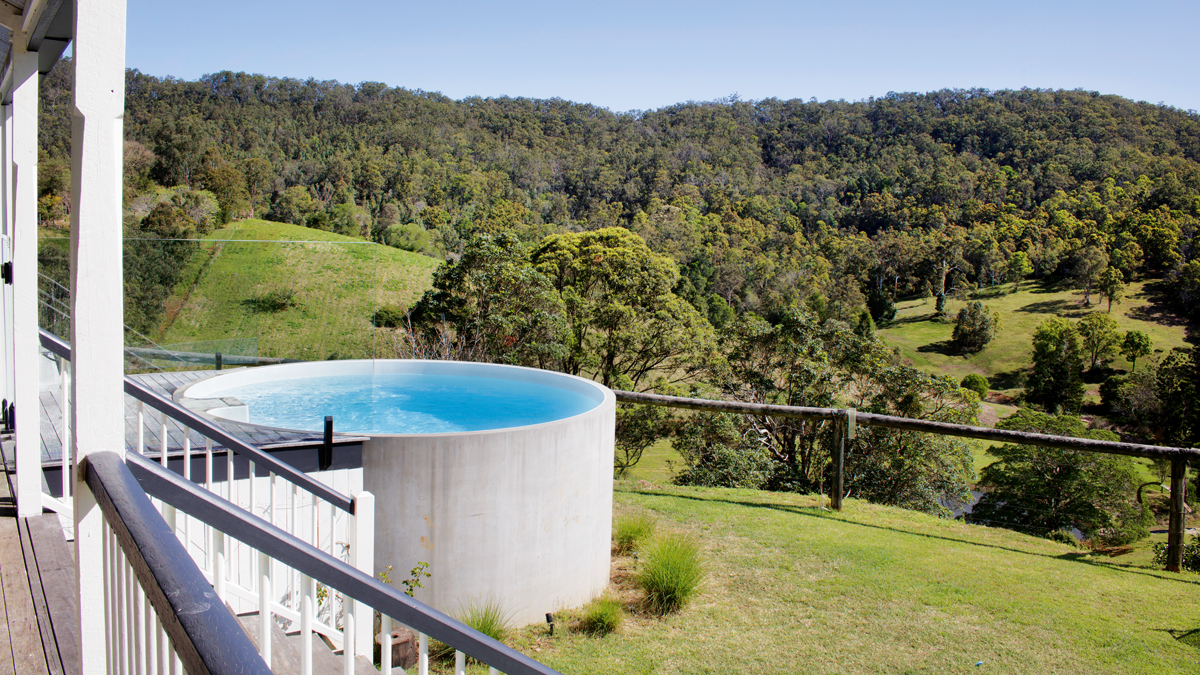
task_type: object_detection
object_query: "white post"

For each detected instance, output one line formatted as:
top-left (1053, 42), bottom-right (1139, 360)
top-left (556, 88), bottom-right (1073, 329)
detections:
top-left (1, 103), bottom-right (12, 409)
top-left (349, 491), bottom-right (374, 658)
top-left (70, 1), bottom-right (128, 674)
top-left (11, 47), bottom-right (39, 517)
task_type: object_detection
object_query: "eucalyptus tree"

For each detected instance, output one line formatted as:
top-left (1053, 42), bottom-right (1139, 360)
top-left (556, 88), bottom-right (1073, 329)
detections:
top-left (1026, 317), bottom-right (1086, 413)
top-left (406, 233), bottom-right (568, 367)
top-left (530, 227), bottom-right (717, 390)
top-left (1120, 330), bottom-right (1152, 372)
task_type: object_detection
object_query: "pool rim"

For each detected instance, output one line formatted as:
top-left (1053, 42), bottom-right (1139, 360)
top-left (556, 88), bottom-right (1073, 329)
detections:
top-left (174, 358), bottom-right (615, 437)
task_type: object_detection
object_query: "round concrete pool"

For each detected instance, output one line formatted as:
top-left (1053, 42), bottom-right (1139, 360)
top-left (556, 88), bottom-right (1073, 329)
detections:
top-left (177, 359), bottom-right (615, 625)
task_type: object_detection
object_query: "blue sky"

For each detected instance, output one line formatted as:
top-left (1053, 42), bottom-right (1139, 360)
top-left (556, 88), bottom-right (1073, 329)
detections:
top-left (127, 0), bottom-right (1200, 113)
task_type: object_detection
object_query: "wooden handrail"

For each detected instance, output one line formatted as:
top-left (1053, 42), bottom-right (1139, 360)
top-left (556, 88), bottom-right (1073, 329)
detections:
top-left (85, 451), bottom-right (272, 675)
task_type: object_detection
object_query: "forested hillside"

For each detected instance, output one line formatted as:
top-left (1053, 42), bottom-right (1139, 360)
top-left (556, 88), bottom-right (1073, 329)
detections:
top-left (36, 61), bottom-right (1200, 327)
top-left (34, 61), bottom-right (1200, 534)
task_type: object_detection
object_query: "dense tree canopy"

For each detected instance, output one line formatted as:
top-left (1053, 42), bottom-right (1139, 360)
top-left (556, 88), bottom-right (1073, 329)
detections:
top-left (35, 62), bottom-right (1200, 329)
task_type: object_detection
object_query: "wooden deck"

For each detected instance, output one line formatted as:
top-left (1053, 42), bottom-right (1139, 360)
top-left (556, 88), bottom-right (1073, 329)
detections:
top-left (0, 437), bottom-right (79, 675)
top-left (38, 369), bottom-right (366, 467)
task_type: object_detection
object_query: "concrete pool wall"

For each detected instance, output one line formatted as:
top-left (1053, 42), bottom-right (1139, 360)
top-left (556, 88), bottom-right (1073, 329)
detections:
top-left (177, 359), bottom-right (615, 626)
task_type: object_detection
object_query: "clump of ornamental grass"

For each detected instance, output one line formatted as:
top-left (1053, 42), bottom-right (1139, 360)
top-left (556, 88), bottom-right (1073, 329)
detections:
top-left (578, 595), bottom-right (624, 636)
top-left (432, 596), bottom-right (512, 662)
top-left (613, 511), bottom-right (656, 554)
top-left (636, 531), bottom-right (703, 613)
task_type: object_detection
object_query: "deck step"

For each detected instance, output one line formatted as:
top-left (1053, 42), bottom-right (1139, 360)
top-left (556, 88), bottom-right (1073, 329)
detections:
top-left (232, 608), bottom-right (377, 675)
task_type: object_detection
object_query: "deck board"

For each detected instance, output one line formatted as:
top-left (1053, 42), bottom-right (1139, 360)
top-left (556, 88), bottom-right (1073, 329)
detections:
top-left (0, 517), bottom-right (49, 675)
top-left (18, 518), bottom-right (64, 675)
top-left (25, 515), bottom-right (79, 675)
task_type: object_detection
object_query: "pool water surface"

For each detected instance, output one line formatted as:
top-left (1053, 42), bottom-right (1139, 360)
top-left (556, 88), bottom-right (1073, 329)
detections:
top-left (211, 372), bottom-right (598, 434)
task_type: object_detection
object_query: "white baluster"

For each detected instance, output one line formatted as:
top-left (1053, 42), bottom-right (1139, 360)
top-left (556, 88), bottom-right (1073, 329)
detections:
top-left (182, 427), bottom-right (191, 554)
top-left (301, 574), bottom-right (314, 675)
top-left (58, 356), bottom-right (70, 500)
top-left (103, 526), bottom-right (113, 674)
top-left (350, 492), bottom-right (375, 659)
top-left (145, 595), bottom-right (157, 675)
top-left (259, 549), bottom-right (272, 666)
top-left (342, 596), bottom-right (355, 675)
top-left (419, 632), bottom-right (428, 675)
top-left (381, 614), bottom-right (393, 675)
top-left (125, 562), bottom-right (136, 675)
top-left (136, 400), bottom-right (145, 455)
top-left (455, 649), bottom-right (466, 675)
top-left (205, 439), bottom-right (213, 576)
top-left (159, 410), bottom-right (168, 466)
top-left (213, 526), bottom-right (226, 603)
top-left (133, 583), bottom-right (145, 675)
top-left (116, 546), bottom-right (127, 675)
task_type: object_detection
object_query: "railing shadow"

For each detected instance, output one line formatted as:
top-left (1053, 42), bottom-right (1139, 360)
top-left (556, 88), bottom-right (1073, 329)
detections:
top-left (624, 487), bottom-right (1200, 587)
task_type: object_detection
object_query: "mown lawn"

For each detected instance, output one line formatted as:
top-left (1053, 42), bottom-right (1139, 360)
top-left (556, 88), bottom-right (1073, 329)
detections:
top-left (504, 485), bottom-right (1200, 675)
top-left (876, 280), bottom-right (1191, 396)
top-left (156, 219), bottom-right (439, 360)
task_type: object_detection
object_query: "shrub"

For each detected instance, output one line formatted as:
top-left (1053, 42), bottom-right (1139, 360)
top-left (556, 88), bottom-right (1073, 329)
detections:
top-left (1151, 540), bottom-right (1200, 572)
top-left (244, 288), bottom-right (297, 313)
top-left (960, 373), bottom-right (989, 398)
top-left (613, 512), bottom-right (656, 554)
top-left (373, 305), bottom-right (407, 328)
top-left (636, 532), bottom-right (703, 613)
top-left (578, 595), bottom-right (623, 635)
top-left (1044, 529), bottom-right (1079, 547)
top-left (951, 301), bottom-right (1000, 353)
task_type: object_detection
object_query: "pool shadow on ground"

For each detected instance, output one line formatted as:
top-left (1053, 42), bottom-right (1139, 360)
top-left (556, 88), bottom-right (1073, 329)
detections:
top-left (624, 488), bottom-right (1200, 587)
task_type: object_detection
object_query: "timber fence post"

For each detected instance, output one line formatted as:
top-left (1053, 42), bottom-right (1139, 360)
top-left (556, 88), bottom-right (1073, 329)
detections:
top-left (1167, 459), bottom-right (1187, 572)
top-left (831, 414), bottom-right (845, 512)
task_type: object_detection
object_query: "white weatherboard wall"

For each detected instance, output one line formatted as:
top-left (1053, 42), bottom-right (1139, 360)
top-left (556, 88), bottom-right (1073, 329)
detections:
top-left (180, 359), bottom-right (616, 627)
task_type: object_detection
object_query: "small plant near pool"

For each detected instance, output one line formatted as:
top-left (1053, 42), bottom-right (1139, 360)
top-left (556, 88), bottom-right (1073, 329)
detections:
top-left (636, 531), bottom-right (703, 613)
top-left (433, 596), bottom-right (514, 661)
top-left (613, 511), bottom-right (656, 554)
top-left (578, 595), bottom-right (624, 636)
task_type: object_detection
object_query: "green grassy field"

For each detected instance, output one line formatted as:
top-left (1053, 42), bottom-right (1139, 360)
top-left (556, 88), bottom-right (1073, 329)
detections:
top-left (876, 280), bottom-right (1191, 395)
top-left (505, 484), bottom-right (1200, 675)
top-left (156, 219), bottom-right (439, 360)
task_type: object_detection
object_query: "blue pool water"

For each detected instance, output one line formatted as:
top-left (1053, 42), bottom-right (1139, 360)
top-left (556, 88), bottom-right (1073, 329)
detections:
top-left (216, 372), bottom-right (599, 434)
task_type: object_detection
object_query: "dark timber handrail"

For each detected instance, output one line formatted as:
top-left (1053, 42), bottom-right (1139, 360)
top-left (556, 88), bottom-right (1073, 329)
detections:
top-left (39, 327), bottom-right (70, 360)
top-left (85, 451), bottom-right (272, 675)
top-left (39, 328), bottom-right (353, 513)
top-left (125, 451), bottom-right (563, 675)
top-left (614, 389), bottom-right (1196, 571)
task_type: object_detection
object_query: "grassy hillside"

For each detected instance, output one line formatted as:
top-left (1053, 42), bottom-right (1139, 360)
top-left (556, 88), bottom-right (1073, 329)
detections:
top-left (877, 280), bottom-right (1192, 396)
top-left (513, 484), bottom-right (1200, 675)
top-left (156, 219), bottom-right (439, 360)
